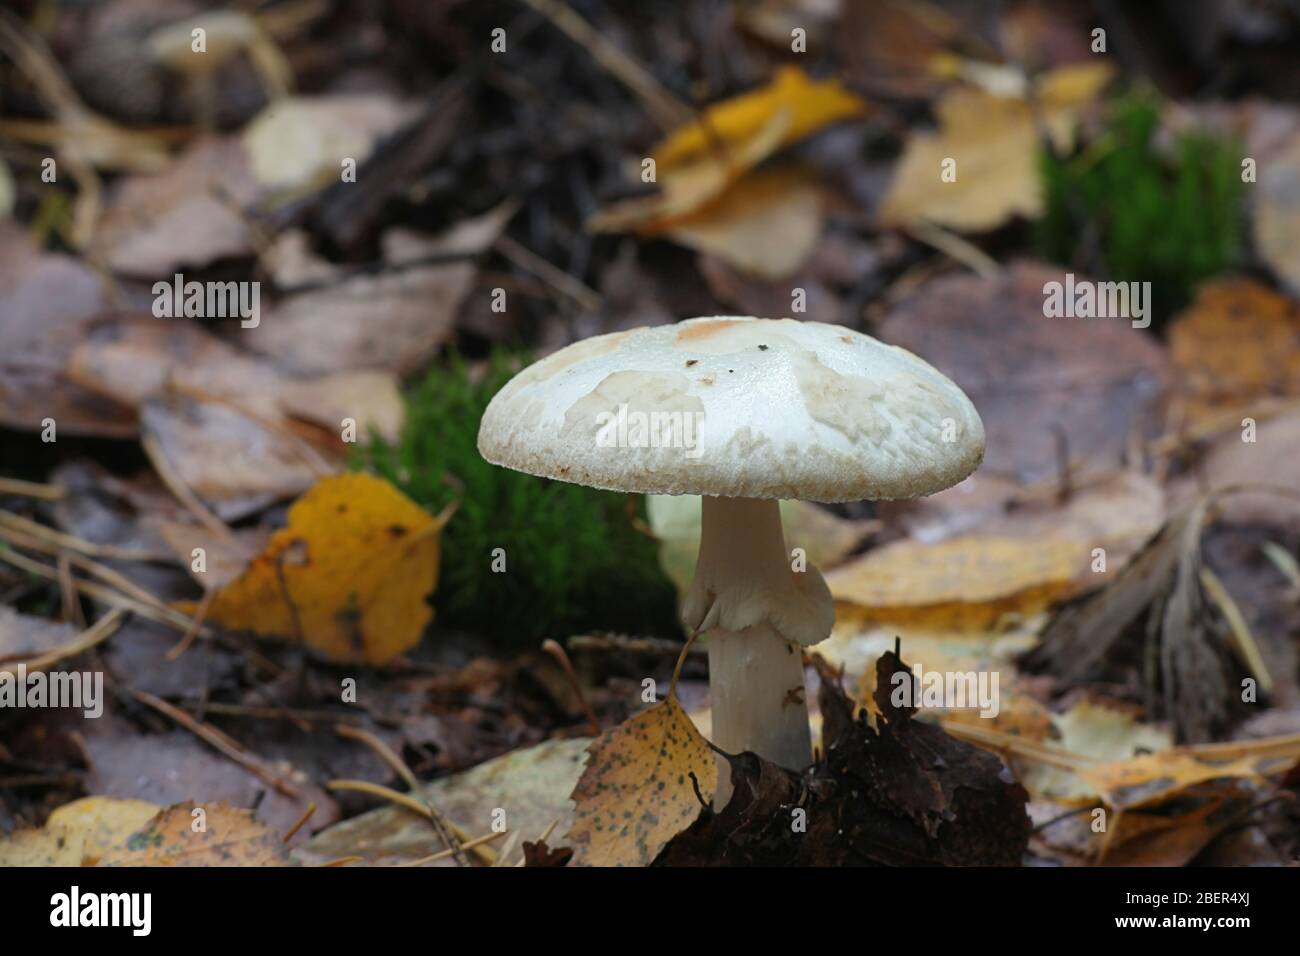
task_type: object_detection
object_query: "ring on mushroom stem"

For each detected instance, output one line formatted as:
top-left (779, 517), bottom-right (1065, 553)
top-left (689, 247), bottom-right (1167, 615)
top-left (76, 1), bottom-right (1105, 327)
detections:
top-left (477, 316), bottom-right (985, 810)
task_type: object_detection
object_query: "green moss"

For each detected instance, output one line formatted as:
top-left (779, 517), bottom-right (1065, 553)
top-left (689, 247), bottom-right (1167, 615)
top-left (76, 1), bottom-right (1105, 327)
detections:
top-left (1035, 93), bottom-right (1244, 324)
top-left (356, 351), bottom-right (680, 647)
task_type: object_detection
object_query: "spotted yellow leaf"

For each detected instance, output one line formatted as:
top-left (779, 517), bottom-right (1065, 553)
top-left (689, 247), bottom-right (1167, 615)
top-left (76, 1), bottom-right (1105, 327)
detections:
top-left (200, 473), bottom-right (445, 664)
top-left (566, 696), bottom-right (717, 866)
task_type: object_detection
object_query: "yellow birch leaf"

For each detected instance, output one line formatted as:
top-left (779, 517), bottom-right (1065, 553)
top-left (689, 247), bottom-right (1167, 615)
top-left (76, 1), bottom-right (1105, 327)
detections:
top-left (0, 796), bottom-right (162, 866)
top-left (826, 535), bottom-right (1087, 629)
top-left (880, 62), bottom-right (1113, 231)
top-left (200, 473), bottom-right (445, 664)
top-left (99, 802), bottom-right (292, 866)
top-left (650, 66), bottom-right (868, 169)
top-left (565, 696), bottom-right (717, 866)
top-left (1168, 278), bottom-right (1300, 427)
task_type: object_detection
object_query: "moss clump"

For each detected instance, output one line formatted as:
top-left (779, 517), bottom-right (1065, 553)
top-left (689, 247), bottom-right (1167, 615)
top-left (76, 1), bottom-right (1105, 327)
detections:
top-left (358, 352), bottom-right (680, 647)
top-left (1035, 93), bottom-right (1244, 324)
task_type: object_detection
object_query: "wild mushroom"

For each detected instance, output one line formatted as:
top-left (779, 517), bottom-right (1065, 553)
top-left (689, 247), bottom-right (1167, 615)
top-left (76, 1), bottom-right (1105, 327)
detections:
top-left (478, 317), bottom-right (984, 805)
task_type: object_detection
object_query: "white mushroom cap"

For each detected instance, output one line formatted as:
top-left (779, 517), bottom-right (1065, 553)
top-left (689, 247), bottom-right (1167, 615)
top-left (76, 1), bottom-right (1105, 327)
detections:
top-left (477, 316), bottom-right (984, 502)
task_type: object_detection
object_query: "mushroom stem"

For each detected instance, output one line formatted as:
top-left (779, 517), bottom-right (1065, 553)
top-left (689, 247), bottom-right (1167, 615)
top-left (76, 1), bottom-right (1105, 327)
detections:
top-left (687, 496), bottom-right (821, 808)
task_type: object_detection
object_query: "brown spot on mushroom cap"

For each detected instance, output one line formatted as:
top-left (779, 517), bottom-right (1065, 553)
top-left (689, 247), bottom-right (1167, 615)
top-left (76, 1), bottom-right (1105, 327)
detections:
top-left (675, 319), bottom-right (747, 343)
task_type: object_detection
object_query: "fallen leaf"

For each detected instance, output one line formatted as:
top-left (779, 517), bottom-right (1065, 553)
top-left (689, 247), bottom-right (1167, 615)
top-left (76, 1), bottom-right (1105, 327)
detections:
top-left (880, 63), bottom-right (1113, 231)
top-left (1168, 279), bottom-right (1300, 426)
top-left (0, 796), bottom-right (161, 866)
top-left (590, 66), bottom-right (865, 237)
top-left (651, 66), bottom-right (867, 170)
top-left (200, 473), bottom-right (444, 664)
top-left (590, 105), bottom-right (792, 232)
top-left (298, 737), bottom-right (590, 866)
top-left (85, 729), bottom-right (337, 838)
top-left (0, 606), bottom-right (80, 662)
top-left (0, 223), bottom-right (133, 437)
top-left (1255, 131), bottom-right (1300, 294)
top-left (141, 391), bottom-right (331, 522)
top-left (99, 802), bottom-right (293, 866)
top-left (92, 96), bottom-right (418, 276)
top-left (1174, 412), bottom-right (1300, 527)
top-left (827, 534), bottom-right (1088, 629)
top-left (246, 209), bottom-right (512, 375)
top-left (566, 696), bottom-right (716, 866)
top-left (45, 796), bottom-right (165, 865)
top-left (646, 166), bottom-right (824, 279)
top-left (889, 472), bottom-right (1166, 584)
top-left (67, 314), bottom-right (405, 443)
top-left (241, 95), bottom-right (418, 193)
top-left (880, 262), bottom-right (1170, 483)
top-left (91, 137), bottom-right (260, 277)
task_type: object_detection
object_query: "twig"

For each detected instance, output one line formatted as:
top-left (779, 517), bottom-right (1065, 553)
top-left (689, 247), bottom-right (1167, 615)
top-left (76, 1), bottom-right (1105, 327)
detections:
top-left (324, 779), bottom-right (498, 865)
top-left (400, 830), bottom-right (504, 867)
top-left (282, 803), bottom-right (317, 843)
top-left (0, 478), bottom-right (63, 501)
top-left (0, 547), bottom-right (202, 635)
top-left (12, 609), bottom-right (124, 673)
top-left (518, 0), bottom-right (691, 131)
top-left (494, 234), bottom-right (602, 311)
top-left (333, 723), bottom-right (472, 866)
top-left (140, 433), bottom-right (237, 543)
top-left (166, 587), bottom-right (214, 661)
top-left (0, 510), bottom-right (161, 561)
top-left (130, 689), bottom-right (302, 799)
top-left (905, 221), bottom-right (1001, 278)
top-left (541, 639), bottom-right (601, 736)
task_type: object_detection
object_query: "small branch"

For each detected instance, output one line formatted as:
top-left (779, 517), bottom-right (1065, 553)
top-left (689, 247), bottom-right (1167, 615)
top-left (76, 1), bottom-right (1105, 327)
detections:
top-left (130, 689), bottom-right (302, 799)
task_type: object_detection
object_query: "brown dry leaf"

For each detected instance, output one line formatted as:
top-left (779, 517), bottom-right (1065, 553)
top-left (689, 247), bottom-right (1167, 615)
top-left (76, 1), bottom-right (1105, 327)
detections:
top-left (879, 63), bottom-right (1113, 231)
top-left (1255, 131), bottom-right (1300, 294)
top-left (1078, 738), bottom-right (1300, 812)
top-left (566, 696), bottom-right (717, 866)
top-left (590, 106), bottom-right (792, 233)
top-left (200, 473), bottom-right (444, 664)
top-left (99, 802), bottom-right (293, 866)
top-left (278, 371), bottom-right (405, 445)
top-left (84, 729), bottom-right (337, 838)
top-left (241, 94), bottom-right (418, 194)
top-left (91, 137), bottom-right (260, 277)
top-left (68, 314), bottom-right (285, 419)
top-left (649, 166), bottom-right (824, 280)
top-left (880, 263), bottom-right (1170, 483)
top-left (1100, 786), bottom-right (1254, 867)
top-left (246, 209), bottom-right (512, 375)
top-left (0, 797), bottom-right (162, 867)
top-left (299, 737), bottom-right (589, 866)
top-left (1173, 412), bottom-right (1300, 527)
top-left (0, 223), bottom-right (133, 437)
top-left (141, 391), bottom-right (331, 522)
top-left (827, 534), bottom-right (1088, 629)
top-left (890, 472), bottom-right (1166, 584)
top-left (67, 314), bottom-right (405, 443)
top-left (837, 0), bottom-right (989, 99)
top-left (1168, 279), bottom-right (1300, 426)
top-left (92, 96), bottom-right (417, 277)
top-left (154, 519), bottom-right (266, 590)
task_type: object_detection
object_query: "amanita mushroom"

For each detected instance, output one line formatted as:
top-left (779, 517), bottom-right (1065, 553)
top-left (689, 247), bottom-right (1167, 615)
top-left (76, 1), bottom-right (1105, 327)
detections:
top-left (478, 317), bottom-right (984, 805)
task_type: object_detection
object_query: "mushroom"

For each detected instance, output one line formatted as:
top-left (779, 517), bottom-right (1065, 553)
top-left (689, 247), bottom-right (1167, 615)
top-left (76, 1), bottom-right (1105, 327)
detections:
top-left (477, 317), bottom-right (984, 805)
